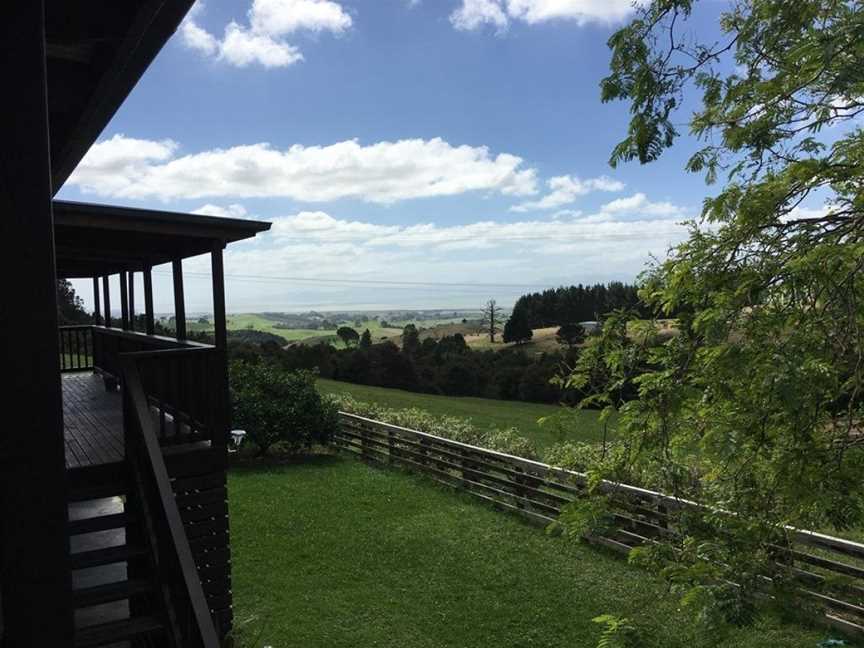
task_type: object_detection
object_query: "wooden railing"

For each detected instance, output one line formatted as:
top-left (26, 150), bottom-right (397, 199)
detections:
top-left (336, 412), bottom-right (864, 636)
top-left (125, 347), bottom-right (222, 447)
top-left (58, 325), bottom-right (93, 372)
top-left (91, 327), bottom-right (226, 448)
top-left (121, 355), bottom-right (221, 648)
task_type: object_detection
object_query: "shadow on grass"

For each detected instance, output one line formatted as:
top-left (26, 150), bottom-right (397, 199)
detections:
top-left (228, 448), bottom-right (343, 475)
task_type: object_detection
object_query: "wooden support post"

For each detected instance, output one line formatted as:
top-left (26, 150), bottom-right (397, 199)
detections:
top-left (143, 264), bottom-right (155, 335)
top-left (172, 259), bottom-right (186, 340)
top-left (211, 243), bottom-right (229, 448)
top-left (119, 270), bottom-right (129, 331)
top-left (0, 2), bottom-right (73, 642)
top-left (102, 275), bottom-right (112, 328)
top-left (127, 271), bottom-right (135, 332)
top-left (93, 276), bottom-right (102, 325)
top-left (211, 245), bottom-right (227, 353)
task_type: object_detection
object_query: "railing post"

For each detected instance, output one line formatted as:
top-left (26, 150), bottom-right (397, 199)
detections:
top-left (102, 275), bottom-right (111, 328)
top-left (172, 259), bottom-right (186, 340)
top-left (210, 244), bottom-right (229, 448)
top-left (119, 270), bottom-right (129, 331)
top-left (93, 277), bottom-right (102, 326)
top-left (143, 263), bottom-right (155, 335)
top-left (128, 271), bottom-right (136, 332)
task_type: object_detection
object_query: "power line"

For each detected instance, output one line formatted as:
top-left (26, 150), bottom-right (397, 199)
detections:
top-left (153, 270), bottom-right (548, 290)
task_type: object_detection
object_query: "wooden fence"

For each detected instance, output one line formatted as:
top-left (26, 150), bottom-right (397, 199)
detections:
top-left (335, 411), bottom-right (864, 636)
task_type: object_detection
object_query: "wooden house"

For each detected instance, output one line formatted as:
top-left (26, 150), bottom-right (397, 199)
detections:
top-left (1, 3), bottom-right (270, 646)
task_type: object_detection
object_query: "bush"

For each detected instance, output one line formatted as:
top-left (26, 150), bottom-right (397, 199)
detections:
top-left (330, 393), bottom-right (540, 460)
top-left (230, 361), bottom-right (339, 456)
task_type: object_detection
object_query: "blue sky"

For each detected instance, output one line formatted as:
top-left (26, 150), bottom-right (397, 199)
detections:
top-left (61, 0), bottom-right (726, 314)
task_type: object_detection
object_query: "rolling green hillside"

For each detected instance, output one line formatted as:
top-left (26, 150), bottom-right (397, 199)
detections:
top-left (316, 378), bottom-right (611, 449)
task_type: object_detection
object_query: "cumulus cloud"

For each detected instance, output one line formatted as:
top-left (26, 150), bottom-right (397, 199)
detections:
top-left (68, 135), bottom-right (539, 203)
top-left (510, 174), bottom-right (623, 212)
top-left (191, 203), bottom-right (250, 219)
top-left (180, 0), bottom-right (351, 68)
top-left (256, 203), bottom-right (690, 254)
top-left (600, 192), bottom-right (685, 218)
top-left (450, 0), bottom-right (639, 32)
top-left (180, 4), bottom-right (220, 55)
top-left (219, 22), bottom-right (304, 67)
top-left (451, 0), bottom-right (509, 32)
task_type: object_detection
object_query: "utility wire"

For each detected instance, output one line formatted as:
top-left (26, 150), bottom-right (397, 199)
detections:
top-left (153, 270), bottom-right (549, 290)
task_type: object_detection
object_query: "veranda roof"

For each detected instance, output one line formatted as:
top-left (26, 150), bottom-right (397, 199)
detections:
top-left (53, 200), bottom-right (271, 278)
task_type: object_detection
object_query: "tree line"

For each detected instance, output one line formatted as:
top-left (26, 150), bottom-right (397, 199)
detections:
top-left (230, 334), bottom-right (577, 406)
top-left (511, 282), bottom-right (648, 329)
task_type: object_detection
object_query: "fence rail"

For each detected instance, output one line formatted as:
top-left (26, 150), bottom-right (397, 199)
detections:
top-left (335, 411), bottom-right (864, 635)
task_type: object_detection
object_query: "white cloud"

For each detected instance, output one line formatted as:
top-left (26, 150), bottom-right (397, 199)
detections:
top-left (69, 135), bottom-right (539, 203)
top-left (180, 0), bottom-right (351, 68)
top-left (71, 199), bottom-right (690, 312)
top-left (451, 0), bottom-right (509, 32)
top-left (263, 204), bottom-right (688, 252)
top-left (180, 4), bottom-right (219, 55)
top-left (191, 203), bottom-right (250, 219)
top-left (600, 192), bottom-right (685, 218)
top-left (451, 0), bottom-right (639, 32)
top-left (249, 0), bottom-right (352, 34)
top-left (219, 22), bottom-right (304, 67)
top-left (65, 135), bottom-right (179, 197)
top-left (203, 203), bottom-right (690, 309)
top-left (510, 174), bottom-right (623, 212)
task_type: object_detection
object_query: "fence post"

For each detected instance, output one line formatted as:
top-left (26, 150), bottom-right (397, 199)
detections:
top-left (360, 421), bottom-right (369, 461)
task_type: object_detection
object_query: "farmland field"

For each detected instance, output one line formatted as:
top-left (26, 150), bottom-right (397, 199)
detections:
top-left (191, 312), bottom-right (470, 346)
top-left (317, 378), bottom-right (612, 449)
top-left (230, 457), bottom-right (828, 648)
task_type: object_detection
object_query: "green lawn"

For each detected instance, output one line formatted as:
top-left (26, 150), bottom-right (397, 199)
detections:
top-left (230, 457), bottom-right (834, 648)
top-left (317, 378), bottom-right (611, 449)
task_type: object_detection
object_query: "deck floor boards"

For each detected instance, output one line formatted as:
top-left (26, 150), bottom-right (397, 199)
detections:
top-left (63, 373), bottom-right (124, 469)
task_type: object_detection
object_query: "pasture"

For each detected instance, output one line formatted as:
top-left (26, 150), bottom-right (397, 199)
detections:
top-left (317, 378), bottom-right (612, 449)
top-left (195, 312), bottom-right (469, 346)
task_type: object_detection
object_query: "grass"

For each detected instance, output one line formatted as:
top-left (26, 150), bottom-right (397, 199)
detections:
top-left (317, 378), bottom-right (612, 450)
top-left (464, 326), bottom-right (564, 353)
top-left (192, 313), bottom-right (407, 345)
top-left (230, 456), bottom-right (835, 648)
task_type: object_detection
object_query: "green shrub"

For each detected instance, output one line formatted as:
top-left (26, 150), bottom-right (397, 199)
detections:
top-left (230, 361), bottom-right (339, 456)
top-left (330, 393), bottom-right (540, 460)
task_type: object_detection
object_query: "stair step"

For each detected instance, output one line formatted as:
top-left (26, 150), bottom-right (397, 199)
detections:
top-left (68, 512), bottom-right (130, 536)
top-left (68, 482), bottom-right (126, 503)
top-left (73, 579), bottom-right (153, 608)
top-left (74, 615), bottom-right (164, 648)
top-left (71, 544), bottom-right (147, 570)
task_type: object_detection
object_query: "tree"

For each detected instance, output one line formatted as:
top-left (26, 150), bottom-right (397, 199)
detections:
top-left (56, 279), bottom-right (91, 325)
top-left (359, 328), bottom-right (372, 348)
top-left (401, 323), bottom-right (420, 355)
top-left (481, 299), bottom-right (502, 343)
top-left (502, 308), bottom-right (533, 345)
top-left (555, 323), bottom-right (585, 349)
top-left (562, 0), bottom-right (864, 628)
top-left (336, 326), bottom-right (359, 348)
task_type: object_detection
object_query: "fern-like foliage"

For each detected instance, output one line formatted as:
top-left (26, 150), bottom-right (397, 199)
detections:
top-left (591, 614), bottom-right (642, 648)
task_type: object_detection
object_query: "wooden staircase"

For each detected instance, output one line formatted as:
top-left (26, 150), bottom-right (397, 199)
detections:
top-left (69, 476), bottom-right (169, 647)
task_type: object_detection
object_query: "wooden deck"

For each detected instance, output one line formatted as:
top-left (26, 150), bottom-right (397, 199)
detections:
top-left (63, 372), bottom-right (124, 469)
